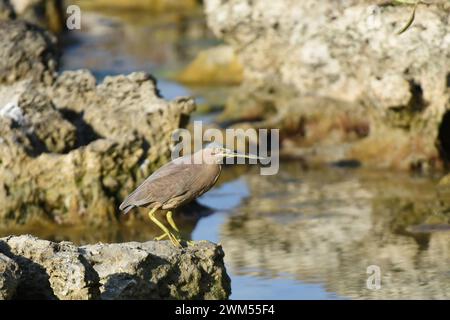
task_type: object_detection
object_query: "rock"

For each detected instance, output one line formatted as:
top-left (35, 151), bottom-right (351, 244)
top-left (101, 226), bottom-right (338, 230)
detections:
top-left (81, 240), bottom-right (231, 299)
top-left (0, 79), bottom-right (194, 225)
top-left (9, 0), bottom-right (64, 33)
top-left (0, 137), bottom-right (145, 227)
top-left (0, 0), bottom-right (15, 20)
top-left (439, 174), bottom-right (450, 186)
top-left (0, 82), bottom-right (77, 155)
top-left (0, 252), bottom-right (21, 299)
top-left (205, 0), bottom-right (450, 170)
top-left (0, 235), bottom-right (231, 300)
top-left (0, 20), bottom-right (58, 85)
top-left (177, 45), bottom-right (244, 85)
top-left (0, 235), bottom-right (99, 299)
top-left (0, 20), bottom-right (196, 228)
top-left (49, 71), bottom-right (195, 165)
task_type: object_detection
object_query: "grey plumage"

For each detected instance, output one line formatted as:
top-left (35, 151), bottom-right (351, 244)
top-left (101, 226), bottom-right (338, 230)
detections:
top-left (119, 149), bottom-right (221, 213)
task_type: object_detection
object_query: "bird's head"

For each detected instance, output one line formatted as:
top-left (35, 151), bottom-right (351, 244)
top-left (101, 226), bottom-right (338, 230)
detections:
top-left (202, 143), bottom-right (264, 164)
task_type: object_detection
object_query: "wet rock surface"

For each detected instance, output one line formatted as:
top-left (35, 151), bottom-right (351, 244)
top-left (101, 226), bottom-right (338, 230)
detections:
top-left (205, 0), bottom-right (450, 170)
top-left (0, 235), bottom-right (231, 299)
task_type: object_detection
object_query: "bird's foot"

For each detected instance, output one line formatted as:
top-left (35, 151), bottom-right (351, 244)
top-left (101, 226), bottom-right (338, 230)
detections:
top-left (148, 208), bottom-right (181, 247)
top-left (154, 231), bottom-right (181, 247)
top-left (168, 232), bottom-right (182, 247)
top-left (154, 233), bottom-right (168, 241)
top-left (154, 233), bottom-right (194, 247)
top-left (186, 240), bottom-right (195, 246)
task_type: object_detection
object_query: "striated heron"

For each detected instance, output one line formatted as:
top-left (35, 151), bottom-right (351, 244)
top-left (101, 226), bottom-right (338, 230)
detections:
top-left (119, 144), bottom-right (262, 246)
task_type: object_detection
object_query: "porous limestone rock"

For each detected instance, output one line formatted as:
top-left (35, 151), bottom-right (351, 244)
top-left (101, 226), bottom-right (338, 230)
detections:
top-left (0, 20), bottom-right (58, 85)
top-left (0, 73), bottom-right (195, 227)
top-left (81, 240), bottom-right (231, 300)
top-left (0, 20), bottom-right (195, 228)
top-left (0, 252), bottom-right (21, 299)
top-left (0, 235), bottom-right (231, 300)
top-left (205, 0), bottom-right (450, 170)
top-left (0, 82), bottom-right (77, 155)
top-left (0, 235), bottom-right (100, 299)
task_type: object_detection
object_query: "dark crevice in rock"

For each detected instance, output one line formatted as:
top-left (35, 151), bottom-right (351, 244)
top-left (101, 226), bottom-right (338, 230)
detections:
top-left (438, 110), bottom-right (450, 167)
top-left (136, 139), bottom-right (151, 169)
top-left (0, 240), bottom-right (57, 300)
top-left (59, 108), bottom-right (103, 149)
top-left (407, 80), bottom-right (427, 112)
top-left (330, 159), bottom-right (361, 169)
top-left (24, 131), bottom-right (49, 157)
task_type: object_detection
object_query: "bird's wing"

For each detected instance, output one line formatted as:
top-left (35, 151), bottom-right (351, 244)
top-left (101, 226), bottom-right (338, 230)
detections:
top-left (120, 160), bottom-right (204, 210)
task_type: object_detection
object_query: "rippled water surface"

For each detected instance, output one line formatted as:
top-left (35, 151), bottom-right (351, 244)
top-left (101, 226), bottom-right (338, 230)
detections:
top-left (5, 8), bottom-right (449, 300)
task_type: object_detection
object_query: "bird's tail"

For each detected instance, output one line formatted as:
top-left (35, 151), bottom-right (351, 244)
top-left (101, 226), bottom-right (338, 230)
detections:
top-left (119, 200), bottom-right (134, 214)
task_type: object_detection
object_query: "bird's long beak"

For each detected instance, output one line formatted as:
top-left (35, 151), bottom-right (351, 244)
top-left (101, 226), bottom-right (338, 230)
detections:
top-left (224, 151), bottom-right (266, 160)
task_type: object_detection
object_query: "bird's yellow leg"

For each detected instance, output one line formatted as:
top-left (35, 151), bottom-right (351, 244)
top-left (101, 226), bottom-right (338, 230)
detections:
top-left (148, 208), bottom-right (180, 247)
top-left (165, 211), bottom-right (195, 246)
top-left (166, 211), bottom-right (180, 232)
top-left (155, 233), bottom-right (168, 241)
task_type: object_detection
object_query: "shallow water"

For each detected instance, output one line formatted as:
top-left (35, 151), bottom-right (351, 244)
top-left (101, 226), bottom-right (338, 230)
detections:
top-left (6, 8), bottom-right (449, 299)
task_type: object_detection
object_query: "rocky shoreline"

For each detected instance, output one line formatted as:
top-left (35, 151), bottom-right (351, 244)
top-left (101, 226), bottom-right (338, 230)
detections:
top-left (0, 235), bottom-right (231, 300)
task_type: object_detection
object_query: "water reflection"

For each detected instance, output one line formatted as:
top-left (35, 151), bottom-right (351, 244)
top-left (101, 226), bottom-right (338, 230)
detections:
top-left (218, 163), bottom-right (450, 299)
top-left (61, 8), bottom-right (214, 78)
top-left (60, 7), bottom-right (232, 108)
